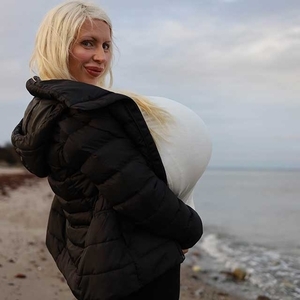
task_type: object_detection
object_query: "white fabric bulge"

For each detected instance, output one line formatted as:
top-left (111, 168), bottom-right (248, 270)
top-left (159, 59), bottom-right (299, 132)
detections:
top-left (142, 96), bottom-right (212, 209)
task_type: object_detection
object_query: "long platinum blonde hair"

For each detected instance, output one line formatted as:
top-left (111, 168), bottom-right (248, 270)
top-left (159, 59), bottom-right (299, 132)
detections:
top-left (30, 0), bottom-right (171, 141)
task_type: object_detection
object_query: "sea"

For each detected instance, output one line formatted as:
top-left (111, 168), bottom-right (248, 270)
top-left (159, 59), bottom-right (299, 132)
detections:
top-left (193, 169), bottom-right (300, 300)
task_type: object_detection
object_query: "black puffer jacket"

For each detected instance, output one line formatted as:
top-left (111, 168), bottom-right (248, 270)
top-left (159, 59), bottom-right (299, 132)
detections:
top-left (11, 77), bottom-right (203, 300)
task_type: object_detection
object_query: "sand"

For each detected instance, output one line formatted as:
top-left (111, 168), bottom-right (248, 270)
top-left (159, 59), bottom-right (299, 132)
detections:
top-left (0, 168), bottom-right (247, 300)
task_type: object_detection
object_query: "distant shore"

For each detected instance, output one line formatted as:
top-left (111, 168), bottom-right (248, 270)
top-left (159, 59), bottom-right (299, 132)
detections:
top-left (0, 167), bottom-right (247, 300)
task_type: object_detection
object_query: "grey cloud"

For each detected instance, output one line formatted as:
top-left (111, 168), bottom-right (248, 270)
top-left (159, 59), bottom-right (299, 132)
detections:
top-left (112, 13), bottom-right (300, 105)
top-left (0, 0), bottom-right (299, 168)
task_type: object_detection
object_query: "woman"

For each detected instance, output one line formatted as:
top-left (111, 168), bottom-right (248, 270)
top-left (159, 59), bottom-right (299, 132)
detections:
top-left (11, 1), bottom-right (211, 300)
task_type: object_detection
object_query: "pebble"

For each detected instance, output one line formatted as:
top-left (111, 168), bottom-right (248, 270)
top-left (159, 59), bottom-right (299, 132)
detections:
top-left (194, 288), bottom-right (203, 296)
top-left (14, 273), bottom-right (27, 279)
top-left (192, 251), bottom-right (201, 258)
top-left (218, 292), bottom-right (229, 296)
top-left (221, 268), bottom-right (247, 281)
top-left (232, 268), bottom-right (247, 281)
top-left (192, 265), bottom-right (202, 272)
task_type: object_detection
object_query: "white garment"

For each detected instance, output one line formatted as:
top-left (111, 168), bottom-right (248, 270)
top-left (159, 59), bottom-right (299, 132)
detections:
top-left (142, 96), bottom-right (212, 209)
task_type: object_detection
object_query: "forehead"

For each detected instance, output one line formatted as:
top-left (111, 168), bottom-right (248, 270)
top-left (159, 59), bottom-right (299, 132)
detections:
top-left (78, 19), bottom-right (111, 38)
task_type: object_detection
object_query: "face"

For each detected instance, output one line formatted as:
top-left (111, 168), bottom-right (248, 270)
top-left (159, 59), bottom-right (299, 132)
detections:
top-left (69, 19), bottom-right (112, 85)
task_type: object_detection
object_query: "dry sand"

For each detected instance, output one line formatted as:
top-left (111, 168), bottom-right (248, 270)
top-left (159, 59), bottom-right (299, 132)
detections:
top-left (0, 168), bottom-right (247, 300)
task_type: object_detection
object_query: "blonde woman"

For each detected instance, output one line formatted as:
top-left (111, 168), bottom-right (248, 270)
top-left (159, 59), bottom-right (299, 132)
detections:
top-left (11, 1), bottom-right (211, 299)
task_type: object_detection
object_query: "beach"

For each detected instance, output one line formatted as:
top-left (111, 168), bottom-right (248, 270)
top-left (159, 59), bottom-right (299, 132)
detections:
top-left (0, 167), bottom-right (249, 300)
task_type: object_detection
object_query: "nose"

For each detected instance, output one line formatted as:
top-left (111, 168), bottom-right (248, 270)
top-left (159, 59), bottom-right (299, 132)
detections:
top-left (93, 47), bottom-right (106, 63)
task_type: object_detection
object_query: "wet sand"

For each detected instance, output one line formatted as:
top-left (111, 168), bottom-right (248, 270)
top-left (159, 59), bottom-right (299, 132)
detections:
top-left (0, 167), bottom-right (247, 300)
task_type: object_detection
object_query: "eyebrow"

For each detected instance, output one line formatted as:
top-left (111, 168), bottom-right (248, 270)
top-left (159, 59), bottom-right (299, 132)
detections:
top-left (80, 35), bottom-right (112, 42)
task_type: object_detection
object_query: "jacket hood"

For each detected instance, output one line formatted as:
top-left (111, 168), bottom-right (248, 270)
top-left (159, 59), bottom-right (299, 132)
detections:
top-left (26, 76), bottom-right (127, 110)
top-left (12, 77), bottom-right (130, 177)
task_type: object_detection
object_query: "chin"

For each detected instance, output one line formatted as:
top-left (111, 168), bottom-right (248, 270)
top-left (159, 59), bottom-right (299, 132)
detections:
top-left (80, 79), bottom-right (98, 86)
top-left (86, 77), bottom-right (100, 86)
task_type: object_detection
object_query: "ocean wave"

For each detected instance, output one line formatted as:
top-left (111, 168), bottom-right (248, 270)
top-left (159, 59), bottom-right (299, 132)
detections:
top-left (199, 233), bottom-right (300, 300)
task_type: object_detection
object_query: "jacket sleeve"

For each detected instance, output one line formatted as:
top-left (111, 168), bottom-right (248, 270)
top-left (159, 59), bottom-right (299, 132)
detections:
top-left (11, 98), bottom-right (66, 178)
top-left (81, 137), bottom-right (203, 249)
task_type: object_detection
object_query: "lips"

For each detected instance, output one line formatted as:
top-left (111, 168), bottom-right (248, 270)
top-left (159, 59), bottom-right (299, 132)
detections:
top-left (85, 66), bottom-right (104, 77)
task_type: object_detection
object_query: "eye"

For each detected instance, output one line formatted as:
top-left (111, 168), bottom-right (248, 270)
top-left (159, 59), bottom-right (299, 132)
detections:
top-left (103, 42), bottom-right (111, 51)
top-left (81, 40), bottom-right (94, 47)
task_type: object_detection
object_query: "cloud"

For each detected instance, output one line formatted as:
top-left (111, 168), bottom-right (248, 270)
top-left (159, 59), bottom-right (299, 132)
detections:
top-left (0, 0), bottom-right (299, 168)
top-left (276, 135), bottom-right (300, 141)
top-left (0, 59), bottom-right (29, 102)
top-left (2, 0), bottom-right (300, 106)
top-left (219, 0), bottom-right (239, 2)
top-left (112, 12), bottom-right (300, 106)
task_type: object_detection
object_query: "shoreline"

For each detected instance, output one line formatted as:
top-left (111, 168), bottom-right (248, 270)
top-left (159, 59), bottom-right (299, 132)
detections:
top-left (180, 263), bottom-right (248, 300)
top-left (0, 168), bottom-right (248, 300)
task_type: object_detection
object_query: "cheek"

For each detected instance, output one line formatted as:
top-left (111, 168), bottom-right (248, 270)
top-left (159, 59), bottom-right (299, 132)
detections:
top-left (70, 47), bottom-right (90, 64)
top-left (106, 52), bottom-right (113, 65)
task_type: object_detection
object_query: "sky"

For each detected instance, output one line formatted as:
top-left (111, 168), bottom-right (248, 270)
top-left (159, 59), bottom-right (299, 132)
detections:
top-left (0, 0), bottom-right (299, 169)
